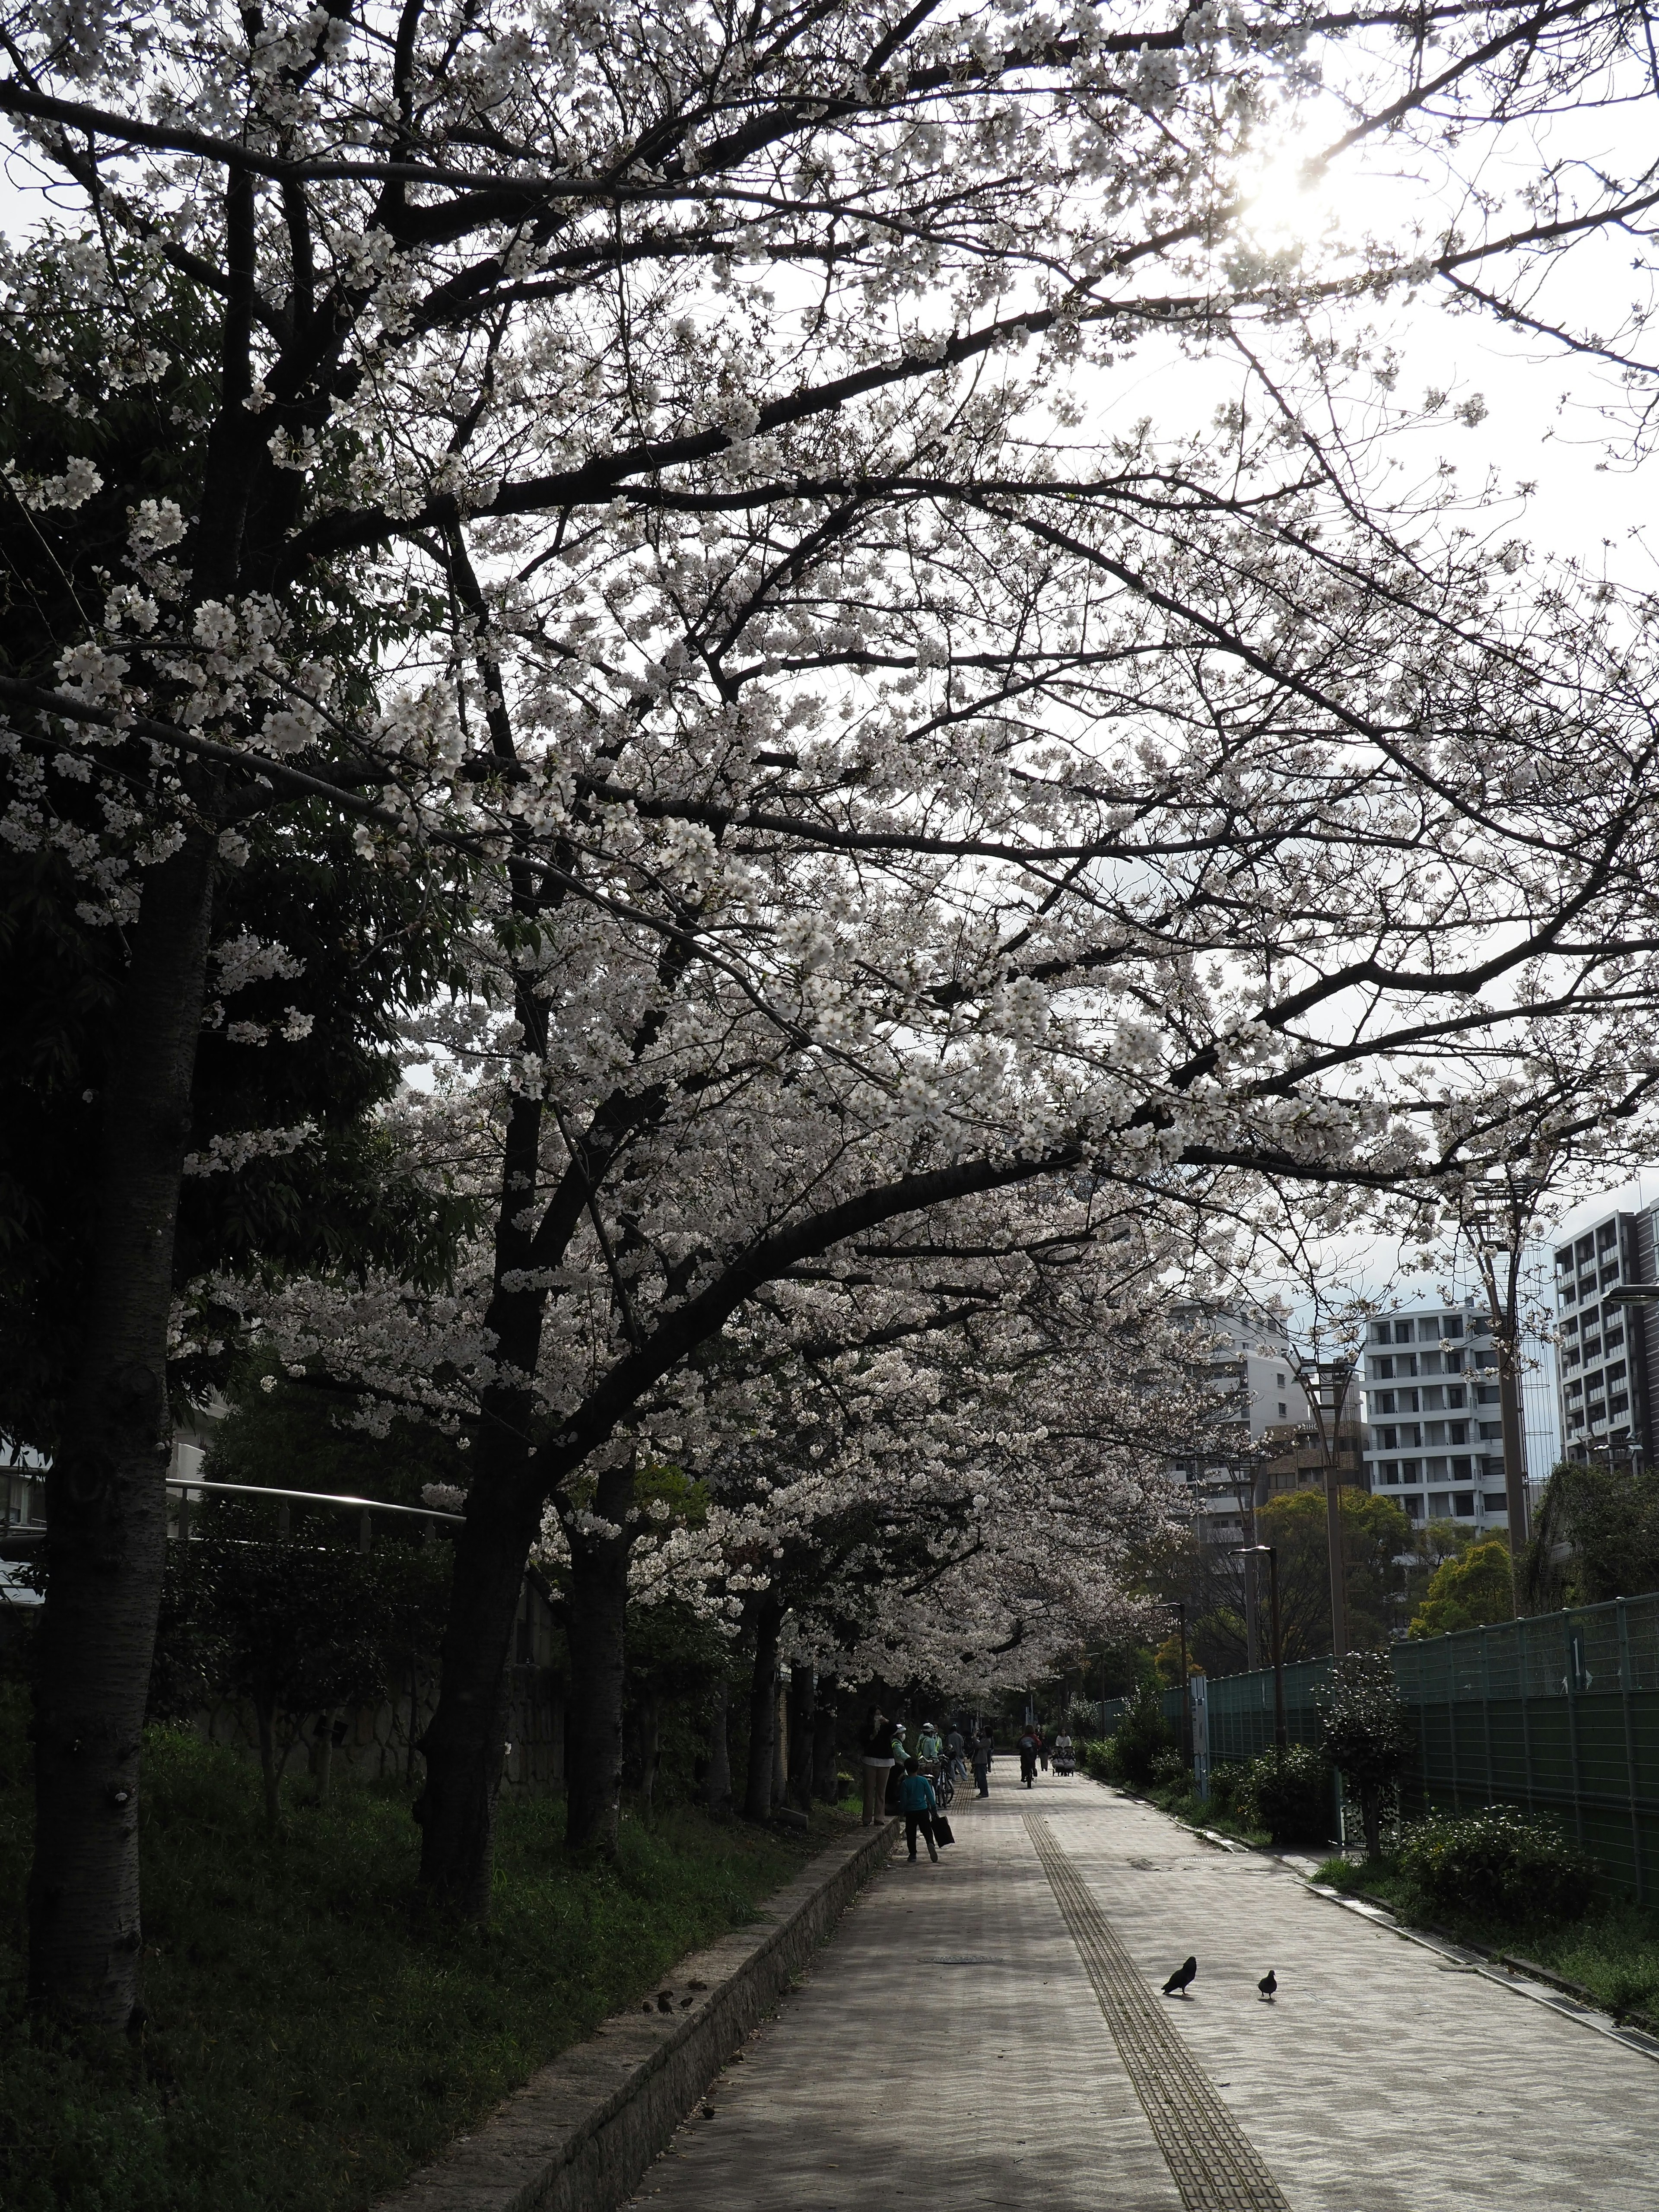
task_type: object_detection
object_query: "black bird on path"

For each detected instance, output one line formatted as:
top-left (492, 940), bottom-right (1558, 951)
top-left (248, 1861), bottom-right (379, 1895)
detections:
top-left (1258, 1970), bottom-right (1277, 2002)
top-left (1161, 1956), bottom-right (1198, 1997)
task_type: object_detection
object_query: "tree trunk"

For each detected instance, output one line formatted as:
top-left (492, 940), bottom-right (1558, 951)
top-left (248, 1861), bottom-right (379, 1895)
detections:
top-left (788, 1664), bottom-right (815, 1811)
top-left (705, 1675), bottom-right (732, 1817)
top-left (416, 1456), bottom-right (544, 1914)
top-left (255, 1688), bottom-right (281, 1838)
top-left (637, 1690), bottom-right (661, 1820)
top-left (314, 1710), bottom-right (339, 1806)
top-left (812, 1675), bottom-right (839, 1802)
top-left (744, 1595), bottom-right (783, 1822)
top-left (27, 832), bottom-right (217, 2028)
top-left (1361, 1782), bottom-right (1382, 1863)
top-left (563, 1463), bottom-right (634, 1855)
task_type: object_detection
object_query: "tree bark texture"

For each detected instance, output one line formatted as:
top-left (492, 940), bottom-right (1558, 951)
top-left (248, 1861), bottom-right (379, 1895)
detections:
top-left (415, 1436), bottom-right (546, 1913)
top-left (562, 1463), bottom-right (635, 1855)
top-left (787, 1665), bottom-right (815, 1810)
top-left (636, 1691), bottom-right (661, 1819)
top-left (744, 1595), bottom-right (783, 1822)
top-left (27, 833), bottom-right (217, 2028)
top-left (704, 1675), bottom-right (732, 1817)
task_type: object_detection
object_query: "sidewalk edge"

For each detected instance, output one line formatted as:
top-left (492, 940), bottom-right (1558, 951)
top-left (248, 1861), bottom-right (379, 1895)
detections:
top-left (374, 1818), bottom-right (899, 2212)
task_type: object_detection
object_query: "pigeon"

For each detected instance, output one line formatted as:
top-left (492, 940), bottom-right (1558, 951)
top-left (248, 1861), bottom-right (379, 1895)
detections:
top-left (1161, 1956), bottom-right (1198, 1997)
top-left (1258, 1969), bottom-right (1277, 2002)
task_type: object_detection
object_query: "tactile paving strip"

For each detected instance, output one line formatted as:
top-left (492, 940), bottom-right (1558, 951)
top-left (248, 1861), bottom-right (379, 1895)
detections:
top-left (1026, 1814), bottom-right (1292, 2212)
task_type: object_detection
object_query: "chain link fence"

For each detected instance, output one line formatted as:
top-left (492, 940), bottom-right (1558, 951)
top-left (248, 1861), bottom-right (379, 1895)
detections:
top-left (1093, 1593), bottom-right (1659, 1899)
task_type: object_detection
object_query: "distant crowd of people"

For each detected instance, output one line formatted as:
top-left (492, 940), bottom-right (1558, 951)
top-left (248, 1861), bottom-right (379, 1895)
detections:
top-left (858, 1705), bottom-right (1078, 1829)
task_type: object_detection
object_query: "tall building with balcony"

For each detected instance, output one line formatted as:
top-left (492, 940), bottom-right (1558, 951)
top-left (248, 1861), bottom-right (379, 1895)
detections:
top-left (1168, 1305), bottom-right (1360, 1550)
top-left (1362, 1302), bottom-right (1511, 1529)
top-left (1553, 1208), bottom-right (1659, 1466)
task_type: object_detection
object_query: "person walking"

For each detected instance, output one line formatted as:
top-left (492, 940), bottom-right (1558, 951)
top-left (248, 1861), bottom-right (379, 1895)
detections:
top-left (1017, 1725), bottom-right (1039, 1788)
top-left (945, 1722), bottom-right (966, 1783)
top-left (971, 1726), bottom-right (993, 1797)
top-left (898, 1758), bottom-right (941, 1862)
top-left (859, 1703), bottom-right (896, 1827)
top-left (916, 1719), bottom-right (944, 1770)
top-left (886, 1716), bottom-right (911, 1814)
top-left (1036, 1727), bottom-right (1049, 1773)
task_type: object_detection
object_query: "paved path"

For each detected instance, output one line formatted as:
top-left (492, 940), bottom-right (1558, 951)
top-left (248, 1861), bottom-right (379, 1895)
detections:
top-left (630, 1770), bottom-right (1659, 2211)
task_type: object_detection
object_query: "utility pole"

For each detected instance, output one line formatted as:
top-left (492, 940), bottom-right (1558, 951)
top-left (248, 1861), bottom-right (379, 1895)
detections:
top-left (1466, 1173), bottom-right (1544, 1606)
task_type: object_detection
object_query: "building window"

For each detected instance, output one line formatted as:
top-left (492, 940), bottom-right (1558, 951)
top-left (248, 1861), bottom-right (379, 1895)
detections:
top-left (1276, 1371), bottom-right (1286, 1387)
top-left (1453, 1491), bottom-right (1476, 1518)
top-left (1394, 1321), bottom-right (1415, 1343)
top-left (1611, 1394), bottom-right (1630, 1414)
top-left (1452, 1456), bottom-right (1472, 1475)
top-left (1482, 1493), bottom-right (1508, 1513)
top-left (1277, 1401), bottom-right (1287, 1418)
top-left (1478, 1422), bottom-right (1502, 1441)
top-left (1444, 1316), bottom-right (1464, 1338)
top-left (1403, 1494), bottom-right (1424, 1522)
top-left (1400, 1458), bottom-right (1421, 1480)
top-left (1428, 1491), bottom-right (1451, 1515)
top-left (1446, 1386), bottom-right (1466, 1408)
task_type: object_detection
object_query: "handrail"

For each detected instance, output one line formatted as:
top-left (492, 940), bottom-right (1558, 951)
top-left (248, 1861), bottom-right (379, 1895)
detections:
top-left (165, 1476), bottom-right (463, 1523)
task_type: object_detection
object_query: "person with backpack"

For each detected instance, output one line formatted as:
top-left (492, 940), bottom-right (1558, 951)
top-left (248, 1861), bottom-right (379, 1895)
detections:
top-left (1018, 1725), bottom-right (1039, 1788)
top-left (898, 1758), bottom-right (941, 1862)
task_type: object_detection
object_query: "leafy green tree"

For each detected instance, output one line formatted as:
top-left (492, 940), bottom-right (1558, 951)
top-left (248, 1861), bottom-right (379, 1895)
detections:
top-left (1409, 1540), bottom-right (1514, 1640)
top-left (1522, 1462), bottom-right (1659, 1610)
top-left (151, 1534), bottom-right (449, 1835)
top-left (1189, 1488), bottom-right (1413, 1669)
top-left (1318, 1650), bottom-right (1414, 1859)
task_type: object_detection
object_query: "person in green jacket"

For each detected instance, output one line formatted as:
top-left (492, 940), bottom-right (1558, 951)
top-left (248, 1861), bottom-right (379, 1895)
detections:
top-left (898, 1759), bottom-right (941, 1862)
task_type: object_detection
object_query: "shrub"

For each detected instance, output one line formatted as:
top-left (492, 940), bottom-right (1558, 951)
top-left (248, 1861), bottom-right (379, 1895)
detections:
top-left (1080, 1737), bottom-right (1121, 1783)
top-left (1317, 1651), bottom-right (1414, 1859)
top-left (1106, 1687), bottom-right (1174, 1786)
top-left (1207, 1760), bottom-right (1246, 1816)
top-left (1148, 1747), bottom-right (1189, 1791)
top-left (1238, 1744), bottom-right (1332, 1846)
top-left (1398, 1808), bottom-right (1595, 1924)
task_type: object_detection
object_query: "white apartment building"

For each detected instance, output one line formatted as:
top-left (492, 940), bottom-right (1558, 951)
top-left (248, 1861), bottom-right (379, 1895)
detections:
top-left (1362, 1302), bottom-right (1510, 1529)
top-left (1170, 1304), bottom-right (1313, 1547)
top-left (1553, 1207), bottom-right (1657, 1466)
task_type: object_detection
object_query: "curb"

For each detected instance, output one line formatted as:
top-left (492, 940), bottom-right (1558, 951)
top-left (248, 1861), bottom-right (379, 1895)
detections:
top-left (1096, 1780), bottom-right (1659, 2067)
top-left (374, 1818), bottom-right (898, 2212)
top-left (1298, 1879), bottom-right (1659, 2063)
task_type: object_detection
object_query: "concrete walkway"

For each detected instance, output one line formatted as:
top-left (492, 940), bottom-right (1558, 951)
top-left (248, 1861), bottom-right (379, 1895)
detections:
top-left (629, 1770), bottom-right (1659, 2211)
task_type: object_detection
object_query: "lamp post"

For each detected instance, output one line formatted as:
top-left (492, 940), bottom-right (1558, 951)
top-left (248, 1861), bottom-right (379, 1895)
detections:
top-left (1158, 1599), bottom-right (1192, 1770)
top-left (1297, 1354), bottom-right (1356, 1657)
top-left (1233, 1543), bottom-right (1286, 1756)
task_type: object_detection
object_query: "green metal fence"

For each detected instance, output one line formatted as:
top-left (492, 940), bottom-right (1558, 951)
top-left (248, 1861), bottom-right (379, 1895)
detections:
top-left (1093, 1592), bottom-right (1659, 1900)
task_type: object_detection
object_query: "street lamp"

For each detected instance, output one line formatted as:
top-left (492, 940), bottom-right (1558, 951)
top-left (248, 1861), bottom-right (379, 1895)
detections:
top-left (1157, 1599), bottom-right (1192, 1770)
top-left (1233, 1544), bottom-right (1287, 1757)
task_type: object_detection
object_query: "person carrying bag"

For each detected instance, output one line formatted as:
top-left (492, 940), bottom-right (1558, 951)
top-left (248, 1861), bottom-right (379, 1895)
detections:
top-left (898, 1759), bottom-right (941, 1862)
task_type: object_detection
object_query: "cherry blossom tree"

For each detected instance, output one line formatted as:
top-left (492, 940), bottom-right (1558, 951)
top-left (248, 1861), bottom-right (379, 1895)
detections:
top-left (8, 0), bottom-right (1659, 2020)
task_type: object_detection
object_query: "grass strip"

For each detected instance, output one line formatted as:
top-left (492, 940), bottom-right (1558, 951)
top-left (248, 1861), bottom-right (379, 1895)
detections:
top-left (1310, 1852), bottom-right (1659, 2029)
top-left (0, 1685), bottom-right (849, 2212)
